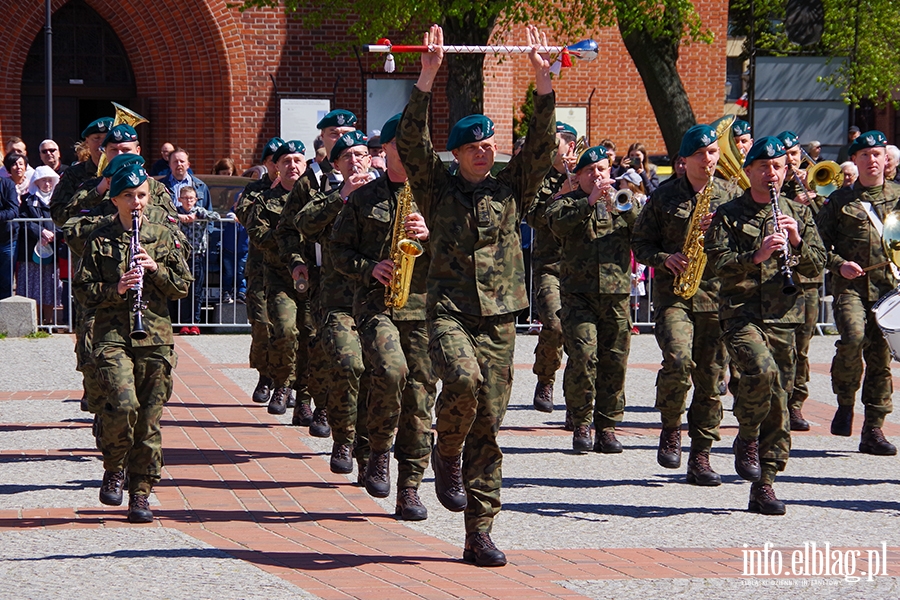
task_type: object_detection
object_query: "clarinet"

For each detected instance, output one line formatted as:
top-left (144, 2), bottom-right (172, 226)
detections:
top-left (129, 210), bottom-right (149, 340)
top-left (767, 182), bottom-right (799, 296)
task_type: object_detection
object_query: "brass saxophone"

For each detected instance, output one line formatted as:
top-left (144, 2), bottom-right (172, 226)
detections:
top-left (673, 168), bottom-right (715, 299)
top-left (384, 183), bottom-right (424, 309)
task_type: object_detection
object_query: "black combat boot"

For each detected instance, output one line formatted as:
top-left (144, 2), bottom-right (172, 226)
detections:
top-left (572, 425), bottom-right (592, 453)
top-left (686, 448), bottom-right (721, 486)
top-left (395, 487), bottom-right (428, 521)
top-left (859, 425), bottom-right (898, 456)
top-left (657, 426), bottom-right (682, 468)
top-left (330, 442), bottom-right (354, 474)
top-left (431, 445), bottom-right (466, 512)
top-left (463, 532), bottom-right (507, 567)
top-left (594, 429), bottom-right (623, 454)
top-left (267, 386), bottom-right (289, 415)
top-left (830, 404), bottom-right (853, 437)
top-left (733, 436), bottom-right (761, 481)
top-left (99, 470), bottom-right (126, 506)
top-left (252, 375), bottom-right (274, 403)
top-left (748, 482), bottom-right (786, 515)
top-left (127, 493), bottom-right (154, 523)
top-left (291, 400), bottom-right (313, 427)
top-left (309, 407), bottom-right (331, 438)
top-left (789, 407), bottom-right (810, 431)
top-left (364, 450), bottom-right (391, 498)
top-left (533, 381), bottom-right (554, 413)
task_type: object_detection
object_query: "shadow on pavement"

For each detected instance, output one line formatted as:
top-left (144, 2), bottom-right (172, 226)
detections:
top-left (503, 501), bottom-right (733, 518)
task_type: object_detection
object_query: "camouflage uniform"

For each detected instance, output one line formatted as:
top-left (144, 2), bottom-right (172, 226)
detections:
top-left (396, 86), bottom-right (555, 534)
top-left (632, 176), bottom-right (732, 449)
top-left (706, 190), bottom-right (825, 482)
top-left (330, 176), bottom-right (436, 488)
top-left (524, 169), bottom-right (568, 385)
top-left (74, 216), bottom-right (192, 495)
top-left (546, 190), bottom-right (638, 430)
top-left (59, 177), bottom-right (180, 414)
top-left (815, 182), bottom-right (900, 427)
top-left (783, 179), bottom-right (826, 413)
top-left (234, 175), bottom-right (274, 379)
top-left (296, 184), bottom-right (368, 457)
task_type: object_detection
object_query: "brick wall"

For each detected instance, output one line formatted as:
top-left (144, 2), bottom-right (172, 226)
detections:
top-left (0, 0), bottom-right (728, 170)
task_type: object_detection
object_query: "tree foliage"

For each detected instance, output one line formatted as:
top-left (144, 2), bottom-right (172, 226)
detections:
top-left (729, 0), bottom-right (900, 107)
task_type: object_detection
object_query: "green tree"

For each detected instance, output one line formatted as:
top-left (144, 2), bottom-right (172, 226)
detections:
top-left (729, 0), bottom-right (900, 107)
top-left (237, 0), bottom-right (713, 154)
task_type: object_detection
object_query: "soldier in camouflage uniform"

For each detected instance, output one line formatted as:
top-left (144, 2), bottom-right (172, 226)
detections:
top-left (330, 113), bottom-right (436, 519)
top-left (395, 25), bottom-right (555, 567)
top-left (632, 124), bottom-right (731, 486)
top-left (297, 129), bottom-right (375, 476)
top-left (244, 141), bottom-right (311, 418)
top-left (524, 122), bottom-right (577, 417)
top-left (706, 136), bottom-right (825, 515)
top-left (74, 164), bottom-right (192, 523)
top-left (816, 130), bottom-right (899, 456)
top-left (546, 145), bottom-right (638, 454)
top-left (233, 138), bottom-right (283, 408)
top-left (777, 130), bottom-right (824, 431)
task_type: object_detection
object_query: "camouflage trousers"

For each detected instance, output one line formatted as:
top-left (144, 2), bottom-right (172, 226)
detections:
top-left (722, 319), bottom-right (793, 476)
top-left (245, 250), bottom-right (271, 376)
top-left (429, 309), bottom-right (516, 535)
top-left (831, 292), bottom-right (893, 428)
top-left (790, 283), bottom-right (821, 410)
top-left (264, 272), bottom-right (312, 408)
top-left (559, 293), bottom-right (630, 430)
top-left (359, 314), bottom-right (437, 489)
top-left (533, 273), bottom-right (564, 384)
top-left (75, 302), bottom-right (105, 413)
top-left (653, 306), bottom-right (724, 449)
top-left (316, 309), bottom-right (367, 449)
top-left (93, 343), bottom-right (176, 495)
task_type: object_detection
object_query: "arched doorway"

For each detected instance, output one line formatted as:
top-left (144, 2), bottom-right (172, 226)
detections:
top-left (20, 0), bottom-right (138, 166)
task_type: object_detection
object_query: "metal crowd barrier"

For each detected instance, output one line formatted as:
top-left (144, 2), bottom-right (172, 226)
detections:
top-left (0, 217), bottom-right (835, 334)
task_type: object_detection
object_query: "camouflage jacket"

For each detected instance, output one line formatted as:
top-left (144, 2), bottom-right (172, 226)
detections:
top-left (784, 182), bottom-right (824, 285)
top-left (49, 159), bottom-right (99, 227)
top-left (815, 181), bottom-right (900, 301)
top-left (244, 183), bottom-right (294, 283)
top-left (233, 173), bottom-right (272, 226)
top-left (57, 176), bottom-right (177, 226)
top-left (632, 174), bottom-right (733, 313)
top-left (396, 86), bottom-right (556, 316)
top-left (330, 176), bottom-right (428, 321)
top-left (524, 168), bottom-right (567, 278)
top-left (74, 217), bottom-right (192, 347)
top-left (274, 176), bottom-right (320, 290)
top-left (547, 189), bottom-right (640, 295)
top-left (705, 190), bottom-right (825, 324)
top-left (63, 205), bottom-right (181, 259)
top-left (296, 188), bottom-right (356, 311)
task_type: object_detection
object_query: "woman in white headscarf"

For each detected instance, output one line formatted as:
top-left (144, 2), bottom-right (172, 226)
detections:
top-left (17, 166), bottom-right (62, 324)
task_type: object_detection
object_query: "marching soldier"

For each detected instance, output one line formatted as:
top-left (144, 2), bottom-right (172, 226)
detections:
top-left (706, 136), bottom-right (825, 514)
top-left (395, 24), bottom-right (555, 567)
top-left (816, 130), bottom-right (900, 455)
top-left (524, 122), bottom-right (576, 416)
top-left (74, 163), bottom-right (192, 523)
top-left (546, 145), bottom-right (638, 453)
top-left (234, 137), bottom-right (284, 408)
top-left (777, 130), bottom-right (823, 431)
top-left (732, 120), bottom-right (753, 157)
top-left (632, 125), bottom-right (731, 486)
top-left (330, 113), bottom-right (437, 519)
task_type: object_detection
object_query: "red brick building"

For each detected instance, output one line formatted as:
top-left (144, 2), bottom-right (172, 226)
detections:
top-left (1, 0), bottom-right (732, 172)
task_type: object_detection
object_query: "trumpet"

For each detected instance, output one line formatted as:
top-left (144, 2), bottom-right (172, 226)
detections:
top-left (595, 185), bottom-right (633, 219)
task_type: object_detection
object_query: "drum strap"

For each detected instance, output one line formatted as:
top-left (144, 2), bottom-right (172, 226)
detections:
top-left (862, 201), bottom-right (900, 278)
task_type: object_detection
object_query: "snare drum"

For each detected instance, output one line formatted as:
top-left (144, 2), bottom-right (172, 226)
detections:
top-left (872, 288), bottom-right (900, 361)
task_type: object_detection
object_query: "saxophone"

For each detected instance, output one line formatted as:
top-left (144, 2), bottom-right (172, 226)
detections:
top-left (384, 183), bottom-right (424, 309)
top-left (673, 168), bottom-right (715, 299)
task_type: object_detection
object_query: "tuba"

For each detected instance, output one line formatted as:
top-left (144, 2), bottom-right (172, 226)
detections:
top-left (673, 168), bottom-right (715, 299)
top-left (807, 160), bottom-right (844, 197)
top-left (709, 115), bottom-right (750, 192)
top-left (96, 102), bottom-right (149, 177)
top-left (384, 183), bottom-right (424, 309)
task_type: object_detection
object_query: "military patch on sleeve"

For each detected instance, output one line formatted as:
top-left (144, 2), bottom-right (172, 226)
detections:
top-left (475, 193), bottom-right (491, 226)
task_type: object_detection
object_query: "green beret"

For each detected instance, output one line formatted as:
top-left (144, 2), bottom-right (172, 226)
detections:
top-left (81, 117), bottom-right (114, 139)
top-left (272, 140), bottom-right (306, 162)
top-left (447, 114), bottom-right (495, 151)
top-left (102, 124), bottom-right (138, 147)
top-left (678, 124), bottom-right (717, 158)
top-left (316, 109), bottom-right (357, 130)
top-left (379, 114), bottom-right (402, 145)
top-left (330, 130), bottom-right (368, 163)
top-left (776, 130), bottom-right (799, 150)
top-left (574, 145), bottom-right (609, 172)
top-left (109, 164), bottom-right (148, 198)
top-left (848, 130), bottom-right (888, 156)
top-left (732, 120), bottom-right (751, 138)
top-left (261, 137), bottom-right (285, 162)
top-left (556, 121), bottom-right (577, 137)
top-left (742, 136), bottom-right (786, 168)
top-left (101, 153), bottom-right (145, 178)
